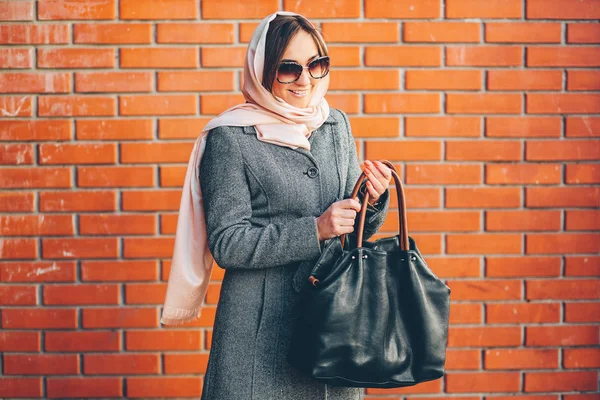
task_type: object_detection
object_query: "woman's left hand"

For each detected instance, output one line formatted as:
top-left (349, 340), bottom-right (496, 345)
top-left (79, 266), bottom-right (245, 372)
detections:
top-left (363, 160), bottom-right (392, 205)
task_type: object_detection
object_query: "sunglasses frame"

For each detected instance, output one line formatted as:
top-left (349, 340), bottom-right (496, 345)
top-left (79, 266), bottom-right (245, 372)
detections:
top-left (276, 56), bottom-right (330, 84)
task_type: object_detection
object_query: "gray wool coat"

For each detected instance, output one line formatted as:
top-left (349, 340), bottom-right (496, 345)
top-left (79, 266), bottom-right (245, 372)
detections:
top-left (198, 108), bottom-right (390, 400)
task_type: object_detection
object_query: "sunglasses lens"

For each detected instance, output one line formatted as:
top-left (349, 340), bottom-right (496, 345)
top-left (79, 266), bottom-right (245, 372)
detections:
top-left (309, 57), bottom-right (329, 79)
top-left (277, 63), bottom-right (302, 84)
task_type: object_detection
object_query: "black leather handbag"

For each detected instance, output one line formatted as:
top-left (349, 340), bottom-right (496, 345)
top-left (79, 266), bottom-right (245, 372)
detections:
top-left (288, 160), bottom-right (451, 388)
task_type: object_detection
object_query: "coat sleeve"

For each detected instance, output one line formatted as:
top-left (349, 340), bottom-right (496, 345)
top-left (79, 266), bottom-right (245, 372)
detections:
top-left (199, 126), bottom-right (322, 270)
top-left (338, 109), bottom-right (391, 241)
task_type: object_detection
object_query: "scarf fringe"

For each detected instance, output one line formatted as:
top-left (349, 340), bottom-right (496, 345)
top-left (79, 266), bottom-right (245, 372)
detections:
top-left (160, 309), bottom-right (203, 326)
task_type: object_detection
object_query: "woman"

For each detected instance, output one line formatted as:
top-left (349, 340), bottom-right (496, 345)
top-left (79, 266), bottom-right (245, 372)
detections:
top-left (162, 11), bottom-right (392, 400)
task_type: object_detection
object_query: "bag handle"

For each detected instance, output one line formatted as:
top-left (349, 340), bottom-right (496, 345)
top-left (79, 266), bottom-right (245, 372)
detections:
top-left (340, 160), bottom-right (409, 252)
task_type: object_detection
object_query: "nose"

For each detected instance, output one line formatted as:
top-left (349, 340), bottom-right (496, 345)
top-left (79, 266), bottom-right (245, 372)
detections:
top-left (296, 67), bottom-right (311, 85)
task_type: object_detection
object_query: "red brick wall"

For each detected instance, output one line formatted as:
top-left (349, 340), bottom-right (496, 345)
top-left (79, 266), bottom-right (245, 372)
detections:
top-left (1, 0), bottom-right (599, 398)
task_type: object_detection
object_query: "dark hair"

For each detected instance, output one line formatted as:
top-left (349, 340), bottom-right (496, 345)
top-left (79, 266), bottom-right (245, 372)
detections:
top-left (262, 15), bottom-right (328, 92)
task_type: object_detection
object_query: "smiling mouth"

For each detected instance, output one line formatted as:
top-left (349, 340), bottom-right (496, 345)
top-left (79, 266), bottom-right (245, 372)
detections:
top-left (288, 89), bottom-right (309, 97)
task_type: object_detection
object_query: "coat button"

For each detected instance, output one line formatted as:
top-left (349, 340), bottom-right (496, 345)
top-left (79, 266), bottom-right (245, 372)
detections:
top-left (306, 166), bottom-right (319, 178)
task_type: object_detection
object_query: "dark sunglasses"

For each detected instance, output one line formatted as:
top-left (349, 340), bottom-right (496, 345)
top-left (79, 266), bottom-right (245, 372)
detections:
top-left (276, 56), bottom-right (330, 84)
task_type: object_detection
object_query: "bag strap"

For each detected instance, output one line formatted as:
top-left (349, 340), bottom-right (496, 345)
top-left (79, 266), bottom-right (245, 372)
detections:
top-left (340, 160), bottom-right (409, 251)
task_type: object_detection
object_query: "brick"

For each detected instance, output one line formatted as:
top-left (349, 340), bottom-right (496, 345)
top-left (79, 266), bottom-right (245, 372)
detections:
top-left (486, 117), bottom-right (561, 138)
top-left (0, 192), bottom-right (34, 211)
top-left (121, 48), bottom-right (198, 68)
top-left (347, 117), bottom-right (400, 138)
top-left (0, 215), bottom-right (73, 236)
top-left (365, 140), bottom-right (441, 161)
top-left (0, 0), bottom-right (34, 20)
top-left (428, 257), bottom-right (481, 278)
top-left (446, 0), bottom-right (522, 18)
top-left (160, 214), bottom-right (178, 233)
top-left (81, 214), bottom-right (156, 235)
top-left (568, 23), bottom-right (600, 43)
top-left (365, 93), bottom-right (440, 114)
top-left (566, 210), bottom-right (600, 231)
top-left (486, 256), bottom-right (561, 278)
top-left (202, 0), bottom-right (277, 19)
top-left (526, 325), bottom-right (599, 347)
top-left (448, 303), bottom-right (482, 324)
top-left (486, 23), bottom-right (562, 43)
top-left (0, 72), bottom-right (70, 93)
top-left (4, 354), bottom-right (79, 375)
top-left (40, 143), bottom-right (116, 164)
top-left (447, 279), bottom-right (521, 300)
top-left (565, 256), bottom-right (600, 277)
top-left (407, 211), bottom-right (480, 232)
top-left (200, 47), bottom-right (245, 67)
top-left (284, 0), bottom-right (359, 17)
top-left (239, 22), bottom-right (259, 43)
top-left (44, 284), bottom-right (120, 306)
top-left (1, 261), bottom-right (76, 283)
top-left (446, 187), bottom-right (521, 208)
top-left (120, 94), bottom-right (197, 116)
top-left (0, 331), bottom-right (40, 352)
top-left (447, 94), bottom-right (522, 114)
top-left (45, 331), bottom-right (120, 352)
top-left (158, 71), bottom-right (235, 92)
top-left (157, 23), bottom-right (234, 44)
top-left (159, 166), bottom-right (185, 188)
top-left (527, 187), bottom-right (599, 208)
top-left (0, 120), bottom-right (70, 141)
top-left (330, 70), bottom-right (400, 90)
top-left (447, 46), bottom-right (522, 66)
top-left (165, 354), bottom-right (209, 374)
top-left (405, 22), bottom-right (480, 43)
top-left (446, 351), bottom-right (481, 371)
top-left (76, 119), bottom-right (153, 140)
top-left (74, 23), bottom-right (151, 44)
top-left (567, 70), bottom-right (600, 90)
top-left (527, 0), bottom-right (600, 19)
top-left (75, 72), bottom-right (152, 92)
top-left (486, 210), bottom-right (561, 232)
top-left (0, 167), bottom-right (70, 189)
top-left (487, 303), bottom-right (560, 324)
top-left (447, 234), bottom-right (522, 254)
top-left (122, 190), bottom-right (181, 211)
top-left (488, 70), bottom-right (562, 91)
top-left (2, 48), bottom-right (34, 68)
top-left (527, 140), bottom-right (599, 161)
top-left (327, 46), bottom-right (360, 66)
top-left (38, 0), bottom-right (115, 19)
top-left (365, 46), bottom-right (441, 66)
top-left (527, 233), bottom-right (600, 254)
top-left (528, 47), bottom-right (600, 67)
top-left (82, 307), bottom-right (158, 328)
top-left (524, 371), bottom-right (598, 392)
top-left (84, 354), bottom-right (159, 374)
top-left (47, 377), bottom-right (122, 398)
top-left (38, 48), bottom-right (114, 68)
top-left (0, 378), bottom-right (42, 398)
top-left (77, 166), bottom-right (155, 188)
top-left (0, 239), bottom-right (37, 259)
top-left (566, 302), bottom-right (600, 322)
top-left (82, 260), bottom-right (158, 282)
top-left (365, 0), bottom-right (440, 18)
top-left (200, 93), bottom-right (245, 115)
top-left (127, 377), bottom-right (202, 398)
top-left (527, 279), bottom-right (600, 300)
top-left (0, 285), bottom-right (36, 305)
top-left (0, 95), bottom-right (33, 115)
top-left (326, 94), bottom-right (360, 114)
top-left (42, 238), bottom-right (118, 259)
top-left (156, 119), bottom-right (207, 140)
top-left (564, 348), bottom-right (600, 368)
top-left (406, 70), bottom-right (481, 90)
top-left (322, 22), bottom-right (399, 43)
top-left (120, 0), bottom-right (197, 19)
top-left (406, 117), bottom-right (481, 138)
top-left (447, 140), bottom-right (521, 161)
top-left (125, 283), bottom-right (165, 304)
top-left (0, 143), bottom-right (32, 164)
top-left (446, 372), bottom-right (521, 393)
top-left (486, 164), bottom-right (562, 185)
top-left (123, 237), bottom-right (174, 258)
top-left (566, 117), bottom-right (600, 137)
top-left (40, 191), bottom-right (116, 212)
top-left (2, 308), bottom-right (76, 329)
top-left (121, 142), bottom-right (193, 164)
top-left (486, 349), bottom-right (558, 370)
top-left (38, 96), bottom-right (115, 117)
top-left (406, 164), bottom-right (481, 185)
top-left (126, 330), bottom-right (201, 351)
top-left (403, 234), bottom-right (442, 255)
top-left (566, 165), bottom-right (600, 185)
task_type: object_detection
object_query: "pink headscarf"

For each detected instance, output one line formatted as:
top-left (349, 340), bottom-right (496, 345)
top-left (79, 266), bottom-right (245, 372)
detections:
top-left (161, 11), bottom-right (330, 325)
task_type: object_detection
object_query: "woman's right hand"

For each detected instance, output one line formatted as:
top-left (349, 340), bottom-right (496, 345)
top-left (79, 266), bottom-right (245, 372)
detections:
top-left (316, 198), bottom-right (362, 241)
